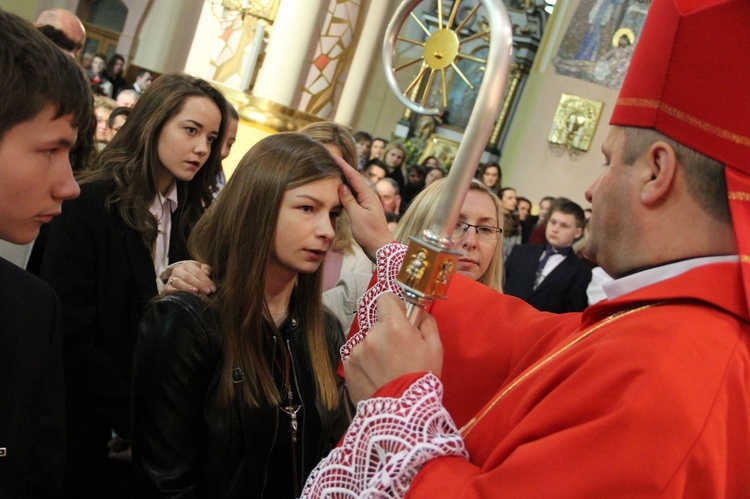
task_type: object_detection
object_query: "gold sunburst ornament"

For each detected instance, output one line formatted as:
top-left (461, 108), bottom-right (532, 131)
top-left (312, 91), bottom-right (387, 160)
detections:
top-left (390, 0), bottom-right (491, 113)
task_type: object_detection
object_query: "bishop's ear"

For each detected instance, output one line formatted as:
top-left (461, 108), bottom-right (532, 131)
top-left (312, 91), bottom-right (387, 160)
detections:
top-left (640, 140), bottom-right (677, 205)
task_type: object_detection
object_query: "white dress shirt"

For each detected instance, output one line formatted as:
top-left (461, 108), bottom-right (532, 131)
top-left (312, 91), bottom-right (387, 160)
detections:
top-left (148, 183), bottom-right (178, 277)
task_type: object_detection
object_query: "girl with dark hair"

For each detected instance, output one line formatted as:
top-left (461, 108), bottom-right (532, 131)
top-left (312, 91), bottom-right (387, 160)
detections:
top-left (39, 72), bottom-right (227, 496)
top-left (132, 133), bottom-right (350, 497)
top-left (478, 162), bottom-right (502, 196)
top-left (106, 53), bottom-right (127, 97)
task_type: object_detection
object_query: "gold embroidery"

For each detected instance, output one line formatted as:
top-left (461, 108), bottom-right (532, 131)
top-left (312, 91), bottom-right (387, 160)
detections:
top-left (615, 98), bottom-right (750, 148)
top-left (728, 192), bottom-right (750, 201)
top-left (616, 98), bottom-right (659, 109)
top-left (740, 255), bottom-right (750, 264)
top-left (460, 303), bottom-right (660, 438)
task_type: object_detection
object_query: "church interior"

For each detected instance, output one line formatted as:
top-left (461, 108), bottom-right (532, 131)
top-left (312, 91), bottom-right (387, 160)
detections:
top-left (1, 0), bottom-right (649, 210)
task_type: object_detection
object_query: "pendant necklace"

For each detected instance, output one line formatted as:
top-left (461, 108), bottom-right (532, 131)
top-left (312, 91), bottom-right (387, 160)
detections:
top-left (275, 333), bottom-right (302, 496)
top-left (276, 337), bottom-right (302, 443)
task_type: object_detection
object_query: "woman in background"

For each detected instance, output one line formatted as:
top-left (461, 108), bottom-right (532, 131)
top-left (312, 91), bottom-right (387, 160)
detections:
top-left (106, 53), bottom-right (127, 97)
top-left (382, 141), bottom-right (408, 188)
top-left (478, 162), bottom-right (502, 195)
top-left (396, 178), bottom-right (504, 291)
top-left (368, 136), bottom-right (388, 160)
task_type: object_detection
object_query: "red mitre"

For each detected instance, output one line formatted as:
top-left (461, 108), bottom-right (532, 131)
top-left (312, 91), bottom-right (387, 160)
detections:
top-left (610, 0), bottom-right (750, 312)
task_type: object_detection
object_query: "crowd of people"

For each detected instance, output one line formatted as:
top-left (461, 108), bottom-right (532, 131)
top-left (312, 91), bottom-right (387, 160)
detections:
top-left (2, 0), bottom-right (749, 497)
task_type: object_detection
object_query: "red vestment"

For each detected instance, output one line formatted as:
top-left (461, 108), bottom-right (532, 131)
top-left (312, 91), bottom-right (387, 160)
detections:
top-left (307, 245), bottom-right (750, 497)
top-left (392, 261), bottom-right (750, 497)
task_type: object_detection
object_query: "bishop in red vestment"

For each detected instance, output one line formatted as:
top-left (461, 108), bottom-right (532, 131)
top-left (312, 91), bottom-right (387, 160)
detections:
top-left (302, 0), bottom-right (750, 497)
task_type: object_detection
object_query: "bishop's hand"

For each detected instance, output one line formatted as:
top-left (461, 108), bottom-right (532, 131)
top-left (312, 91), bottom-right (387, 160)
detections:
top-left (344, 293), bottom-right (443, 404)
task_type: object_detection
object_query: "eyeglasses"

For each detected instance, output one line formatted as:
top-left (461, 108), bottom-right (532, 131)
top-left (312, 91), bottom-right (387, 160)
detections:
top-left (452, 221), bottom-right (503, 241)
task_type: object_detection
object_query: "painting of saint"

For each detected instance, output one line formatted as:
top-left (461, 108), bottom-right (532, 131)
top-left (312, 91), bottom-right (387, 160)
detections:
top-left (553, 0), bottom-right (650, 90)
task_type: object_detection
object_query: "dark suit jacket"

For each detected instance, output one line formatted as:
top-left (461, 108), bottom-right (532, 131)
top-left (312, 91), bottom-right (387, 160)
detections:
top-left (0, 257), bottom-right (65, 497)
top-left (504, 244), bottom-right (591, 313)
top-left (40, 181), bottom-right (189, 444)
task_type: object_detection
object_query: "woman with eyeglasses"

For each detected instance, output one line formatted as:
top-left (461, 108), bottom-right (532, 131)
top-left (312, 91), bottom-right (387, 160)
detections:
top-left (394, 178), bottom-right (504, 291)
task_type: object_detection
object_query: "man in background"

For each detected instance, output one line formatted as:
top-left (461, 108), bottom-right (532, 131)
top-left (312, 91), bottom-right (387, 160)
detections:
top-left (376, 177), bottom-right (402, 216)
top-left (122, 68), bottom-right (154, 96)
top-left (353, 130), bottom-right (372, 170)
top-left (35, 8), bottom-right (85, 58)
top-left (115, 88), bottom-right (139, 108)
top-left (362, 159), bottom-right (387, 184)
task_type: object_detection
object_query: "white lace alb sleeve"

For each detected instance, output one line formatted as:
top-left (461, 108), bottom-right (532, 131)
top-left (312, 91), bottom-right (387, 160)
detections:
top-left (340, 242), bottom-right (406, 362)
top-left (300, 373), bottom-right (468, 498)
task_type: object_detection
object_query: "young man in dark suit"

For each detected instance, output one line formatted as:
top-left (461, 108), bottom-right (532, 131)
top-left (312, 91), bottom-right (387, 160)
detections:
top-left (0, 9), bottom-right (92, 497)
top-left (504, 198), bottom-right (591, 313)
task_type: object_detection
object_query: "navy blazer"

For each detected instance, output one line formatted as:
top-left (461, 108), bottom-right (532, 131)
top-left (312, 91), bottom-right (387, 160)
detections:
top-left (504, 244), bottom-right (591, 313)
top-left (0, 257), bottom-right (65, 497)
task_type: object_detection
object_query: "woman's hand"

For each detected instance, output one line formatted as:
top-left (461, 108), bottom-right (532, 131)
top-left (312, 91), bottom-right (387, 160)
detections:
top-left (160, 260), bottom-right (216, 295)
top-left (333, 155), bottom-right (394, 261)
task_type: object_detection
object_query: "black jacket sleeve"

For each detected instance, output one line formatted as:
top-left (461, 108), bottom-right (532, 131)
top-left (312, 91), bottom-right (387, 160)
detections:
top-left (131, 293), bottom-right (218, 497)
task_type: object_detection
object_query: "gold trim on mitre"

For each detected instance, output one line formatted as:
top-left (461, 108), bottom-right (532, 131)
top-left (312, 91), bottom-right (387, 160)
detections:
top-left (740, 255), bottom-right (750, 264)
top-left (615, 98), bottom-right (750, 148)
top-left (728, 191), bottom-right (750, 201)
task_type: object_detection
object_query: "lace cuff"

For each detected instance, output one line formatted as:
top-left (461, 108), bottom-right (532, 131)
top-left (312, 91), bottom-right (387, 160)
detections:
top-left (341, 242), bottom-right (406, 361)
top-left (300, 373), bottom-right (468, 498)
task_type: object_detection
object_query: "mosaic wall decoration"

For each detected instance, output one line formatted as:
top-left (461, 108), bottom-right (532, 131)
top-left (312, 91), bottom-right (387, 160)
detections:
top-left (552, 0), bottom-right (650, 90)
top-left (211, 16), bottom-right (265, 89)
top-left (298, 0), bottom-right (366, 119)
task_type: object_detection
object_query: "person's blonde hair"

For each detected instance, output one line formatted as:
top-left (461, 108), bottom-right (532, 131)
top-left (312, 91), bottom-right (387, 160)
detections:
top-left (382, 141), bottom-right (407, 176)
top-left (189, 133), bottom-right (342, 410)
top-left (394, 178), bottom-right (504, 292)
top-left (93, 94), bottom-right (117, 112)
top-left (299, 121), bottom-right (357, 167)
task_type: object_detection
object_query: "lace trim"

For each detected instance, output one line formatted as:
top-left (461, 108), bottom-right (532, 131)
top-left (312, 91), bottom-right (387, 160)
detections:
top-left (301, 373), bottom-right (467, 498)
top-left (340, 242), bottom-right (406, 362)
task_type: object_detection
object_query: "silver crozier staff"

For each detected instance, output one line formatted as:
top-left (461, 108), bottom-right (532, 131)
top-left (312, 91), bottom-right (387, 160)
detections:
top-left (382, 0), bottom-right (514, 322)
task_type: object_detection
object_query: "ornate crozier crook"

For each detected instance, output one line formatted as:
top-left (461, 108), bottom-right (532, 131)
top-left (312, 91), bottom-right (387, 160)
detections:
top-left (382, 0), bottom-right (513, 322)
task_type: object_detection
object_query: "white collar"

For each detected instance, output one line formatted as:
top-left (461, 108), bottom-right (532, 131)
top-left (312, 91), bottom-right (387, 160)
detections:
top-left (602, 255), bottom-right (738, 300)
top-left (149, 182), bottom-right (178, 218)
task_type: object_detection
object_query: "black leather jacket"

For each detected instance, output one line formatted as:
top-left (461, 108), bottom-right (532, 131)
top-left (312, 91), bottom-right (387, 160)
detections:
top-left (132, 292), bottom-right (350, 498)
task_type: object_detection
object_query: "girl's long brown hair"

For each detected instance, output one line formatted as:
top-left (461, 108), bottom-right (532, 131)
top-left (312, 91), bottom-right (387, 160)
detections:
top-left (189, 133), bottom-right (342, 410)
top-left (79, 72), bottom-right (228, 251)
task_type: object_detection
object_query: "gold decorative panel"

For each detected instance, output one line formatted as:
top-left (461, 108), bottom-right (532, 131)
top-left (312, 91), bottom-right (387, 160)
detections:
top-left (548, 93), bottom-right (604, 152)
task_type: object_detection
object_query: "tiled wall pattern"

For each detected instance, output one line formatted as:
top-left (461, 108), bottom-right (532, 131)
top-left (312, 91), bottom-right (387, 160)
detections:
top-left (299, 0), bottom-right (366, 118)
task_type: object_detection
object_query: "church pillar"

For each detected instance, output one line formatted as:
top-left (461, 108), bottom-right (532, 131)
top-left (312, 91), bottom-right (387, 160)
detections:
top-left (333, 0), bottom-right (390, 127)
top-left (252, 0), bottom-right (327, 108)
top-left (128, 0), bottom-right (204, 74)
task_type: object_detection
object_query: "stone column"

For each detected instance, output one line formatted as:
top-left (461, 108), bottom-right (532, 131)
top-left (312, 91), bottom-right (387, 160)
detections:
top-left (333, 0), bottom-right (391, 126)
top-left (128, 0), bottom-right (204, 73)
top-left (252, 0), bottom-right (327, 107)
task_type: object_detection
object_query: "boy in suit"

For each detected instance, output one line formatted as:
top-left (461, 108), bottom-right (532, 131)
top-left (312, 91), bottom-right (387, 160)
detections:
top-left (504, 198), bottom-right (591, 312)
top-left (0, 9), bottom-right (92, 497)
